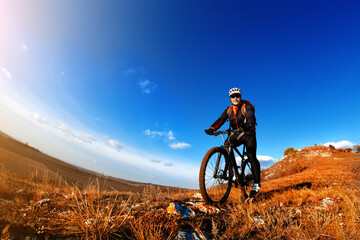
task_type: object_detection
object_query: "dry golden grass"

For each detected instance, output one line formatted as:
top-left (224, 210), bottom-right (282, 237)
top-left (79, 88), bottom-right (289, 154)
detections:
top-left (0, 141), bottom-right (359, 239)
top-left (129, 210), bottom-right (178, 240)
top-left (1, 162), bottom-right (359, 239)
top-left (221, 186), bottom-right (360, 239)
top-left (0, 166), bottom-right (191, 239)
top-left (58, 184), bottom-right (132, 238)
top-left (0, 165), bottom-right (133, 239)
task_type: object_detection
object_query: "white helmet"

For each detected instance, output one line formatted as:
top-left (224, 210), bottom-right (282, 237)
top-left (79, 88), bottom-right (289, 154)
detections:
top-left (228, 87), bottom-right (242, 97)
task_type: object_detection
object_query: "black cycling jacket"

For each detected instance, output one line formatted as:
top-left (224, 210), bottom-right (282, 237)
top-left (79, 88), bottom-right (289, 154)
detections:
top-left (210, 100), bottom-right (256, 132)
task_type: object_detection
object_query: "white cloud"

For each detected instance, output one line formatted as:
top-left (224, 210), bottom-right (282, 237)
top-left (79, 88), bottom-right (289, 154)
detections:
top-left (144, 129), bottom-right (165, 138)
top-left (123, 68), bottom-right (136, 76)
top-left (257, 155), bottom-right (276, 161)
top-left (138, 79), bottom-right (157, 94)
top-left (33, 112), bottom-right (51, 125)
top-left (123, 67), bottom-right (145, 76)
top-left (145, 129), bottom-right (191, 150)
top-left (151, 159), bottom-right (162, 163)
top-left (107, 139), bottom-right (123, 151)
top-left (144, 129), bottom-right (175, 141)
top-left (21, 43), bottom-right (28, 51)
top-left (81, 133), bottom-right (97, 143)
top-left (1, 67), bottom-right (12, 79)
top-left (169, 142), bottom-right (191, 149)
top-left (54, 122), bottom-right (71, 133)
top-left (32, 112), bottom-right (97, 145)
top-left (168, 131), bottom-right (175, 140)
top-left (1, 94), bottom-right (198, 188)
top-left (324, 140), bottom-right (356, 149)
top-left (31, 111), bottom-right (194, 176)
top-left (235, 155), bottom-right (276, 166)
top-left (123, 67), bottom-right (157, 94)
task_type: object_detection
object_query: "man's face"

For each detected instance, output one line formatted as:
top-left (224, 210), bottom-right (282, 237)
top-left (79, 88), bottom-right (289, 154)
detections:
top-left (230, 94), bottom-right (241, 106)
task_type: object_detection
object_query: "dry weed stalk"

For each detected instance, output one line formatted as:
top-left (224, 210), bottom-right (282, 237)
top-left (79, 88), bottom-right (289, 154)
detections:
top-left (59, 182), bottom-right (132, 239)
top-left (130, 219), bottom-right (175, 240)
top-left (129, 210), bottom-right (177, 240)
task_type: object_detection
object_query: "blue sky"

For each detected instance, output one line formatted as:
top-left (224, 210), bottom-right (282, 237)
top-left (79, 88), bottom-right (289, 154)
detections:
top-left (1, 0), bottom-right (359, 188)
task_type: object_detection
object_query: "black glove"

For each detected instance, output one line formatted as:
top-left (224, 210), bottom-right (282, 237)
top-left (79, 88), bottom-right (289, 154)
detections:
top-left (205, 128), bottom-right (215, 135)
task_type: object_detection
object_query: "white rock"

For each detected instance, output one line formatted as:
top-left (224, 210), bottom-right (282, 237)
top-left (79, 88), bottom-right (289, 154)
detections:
top-left (253, 215), bottom-right (265, 226)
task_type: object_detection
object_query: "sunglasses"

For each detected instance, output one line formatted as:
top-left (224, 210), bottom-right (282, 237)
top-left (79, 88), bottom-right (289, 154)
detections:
top-left (230, 94), bottom-right (241, 99)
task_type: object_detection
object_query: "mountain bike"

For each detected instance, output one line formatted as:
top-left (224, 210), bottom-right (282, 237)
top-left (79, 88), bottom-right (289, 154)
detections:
top-left (199, 129), bottom-right (256, 204)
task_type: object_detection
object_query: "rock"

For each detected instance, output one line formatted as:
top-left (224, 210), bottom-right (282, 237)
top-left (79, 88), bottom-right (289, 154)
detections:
top-left (321, 197), bottom-right (334, 208)
top-left (36, 198), bottom-right (52, 206)
top-left (187, 202), bottom-right (220, 214)
top-left (84, 218), bottom-right (95, 226)
top-left (192, 193), bottom-right (203, 201)
top-left (253, 215), bottom-right (265, 226)
top-left (167, 203), bottom-right (195, 219)
top-left (174, 229), bottom-right (208, 240)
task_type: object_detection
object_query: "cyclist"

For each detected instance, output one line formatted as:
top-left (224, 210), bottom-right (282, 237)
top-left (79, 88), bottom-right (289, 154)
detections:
top-left (205, 87), bottom-right (261, 195)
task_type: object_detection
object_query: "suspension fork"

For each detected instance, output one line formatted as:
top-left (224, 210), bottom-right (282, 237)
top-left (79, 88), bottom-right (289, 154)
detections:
top-left (213, 146), bottom-right (235, 179)
top-left (213, 151), bottom-right (222, 178)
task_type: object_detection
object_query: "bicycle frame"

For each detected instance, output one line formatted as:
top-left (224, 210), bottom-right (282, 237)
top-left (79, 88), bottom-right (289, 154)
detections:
top-left (215, 131), bottom-right (252, 188)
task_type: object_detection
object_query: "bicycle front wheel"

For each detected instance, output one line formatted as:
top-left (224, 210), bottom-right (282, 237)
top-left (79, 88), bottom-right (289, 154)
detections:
top-left (199, 147), bottom-right (232, 204)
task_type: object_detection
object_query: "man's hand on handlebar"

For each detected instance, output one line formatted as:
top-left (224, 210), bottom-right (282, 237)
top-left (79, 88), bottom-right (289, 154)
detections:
top-left (204, 128), bottom-right (215, 135)
top-left (205, 129), bottom-right (233, 136)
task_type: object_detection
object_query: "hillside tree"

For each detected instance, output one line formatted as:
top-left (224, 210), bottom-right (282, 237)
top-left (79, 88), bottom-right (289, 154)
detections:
top-left (284, 147), bottom-right (298, 156)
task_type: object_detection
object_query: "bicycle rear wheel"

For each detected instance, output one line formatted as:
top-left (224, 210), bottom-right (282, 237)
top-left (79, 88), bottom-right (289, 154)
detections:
top-left (199, 147), bottom-right (232, 204)
top-left (239, 160), bottom-right (255, 199)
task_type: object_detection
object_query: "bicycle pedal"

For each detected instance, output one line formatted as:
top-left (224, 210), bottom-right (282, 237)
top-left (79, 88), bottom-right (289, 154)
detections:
top-left (249, 190), bottom-right (259, 197)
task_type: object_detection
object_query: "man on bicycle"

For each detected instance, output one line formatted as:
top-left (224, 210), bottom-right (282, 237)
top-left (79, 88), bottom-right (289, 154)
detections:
top-left (205, 87), bottom-right (261, 194)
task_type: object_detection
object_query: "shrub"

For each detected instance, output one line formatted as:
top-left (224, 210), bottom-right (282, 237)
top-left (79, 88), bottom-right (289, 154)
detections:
top-left (284, 147), bottom-right (298, 156)
top-left (327, 144), bottom-right (335, 150)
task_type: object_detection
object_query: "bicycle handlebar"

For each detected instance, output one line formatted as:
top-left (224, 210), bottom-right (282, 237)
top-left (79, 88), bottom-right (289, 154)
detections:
top-left (212, 130), bottom-right (231, 136)
top-left (209, 128), bottom-right (245, 136)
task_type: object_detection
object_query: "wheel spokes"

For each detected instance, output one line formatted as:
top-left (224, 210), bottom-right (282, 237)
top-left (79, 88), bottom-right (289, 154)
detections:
top-left (204, 151), bottom-right (230, 202)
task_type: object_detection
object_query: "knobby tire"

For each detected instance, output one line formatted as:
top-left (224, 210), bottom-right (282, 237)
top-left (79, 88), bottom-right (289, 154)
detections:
top-left (199, 147), bottom-right (232, 205)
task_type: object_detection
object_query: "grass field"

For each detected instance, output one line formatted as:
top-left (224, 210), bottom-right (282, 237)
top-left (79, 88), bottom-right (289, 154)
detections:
top-left (0, 132), bottom-right (359, 239)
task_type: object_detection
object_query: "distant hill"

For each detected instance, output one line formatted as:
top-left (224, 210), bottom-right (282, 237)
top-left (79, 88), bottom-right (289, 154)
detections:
top-left (260, 145), bottom-right (360, 193)
top-left (0, 131), bottom-right (148, 192)
top-left (1, 129), bottom-right (359, 194)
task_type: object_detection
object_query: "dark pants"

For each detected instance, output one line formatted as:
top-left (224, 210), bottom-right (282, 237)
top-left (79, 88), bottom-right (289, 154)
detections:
top-left (226, 132), bottom-right (261, 184)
